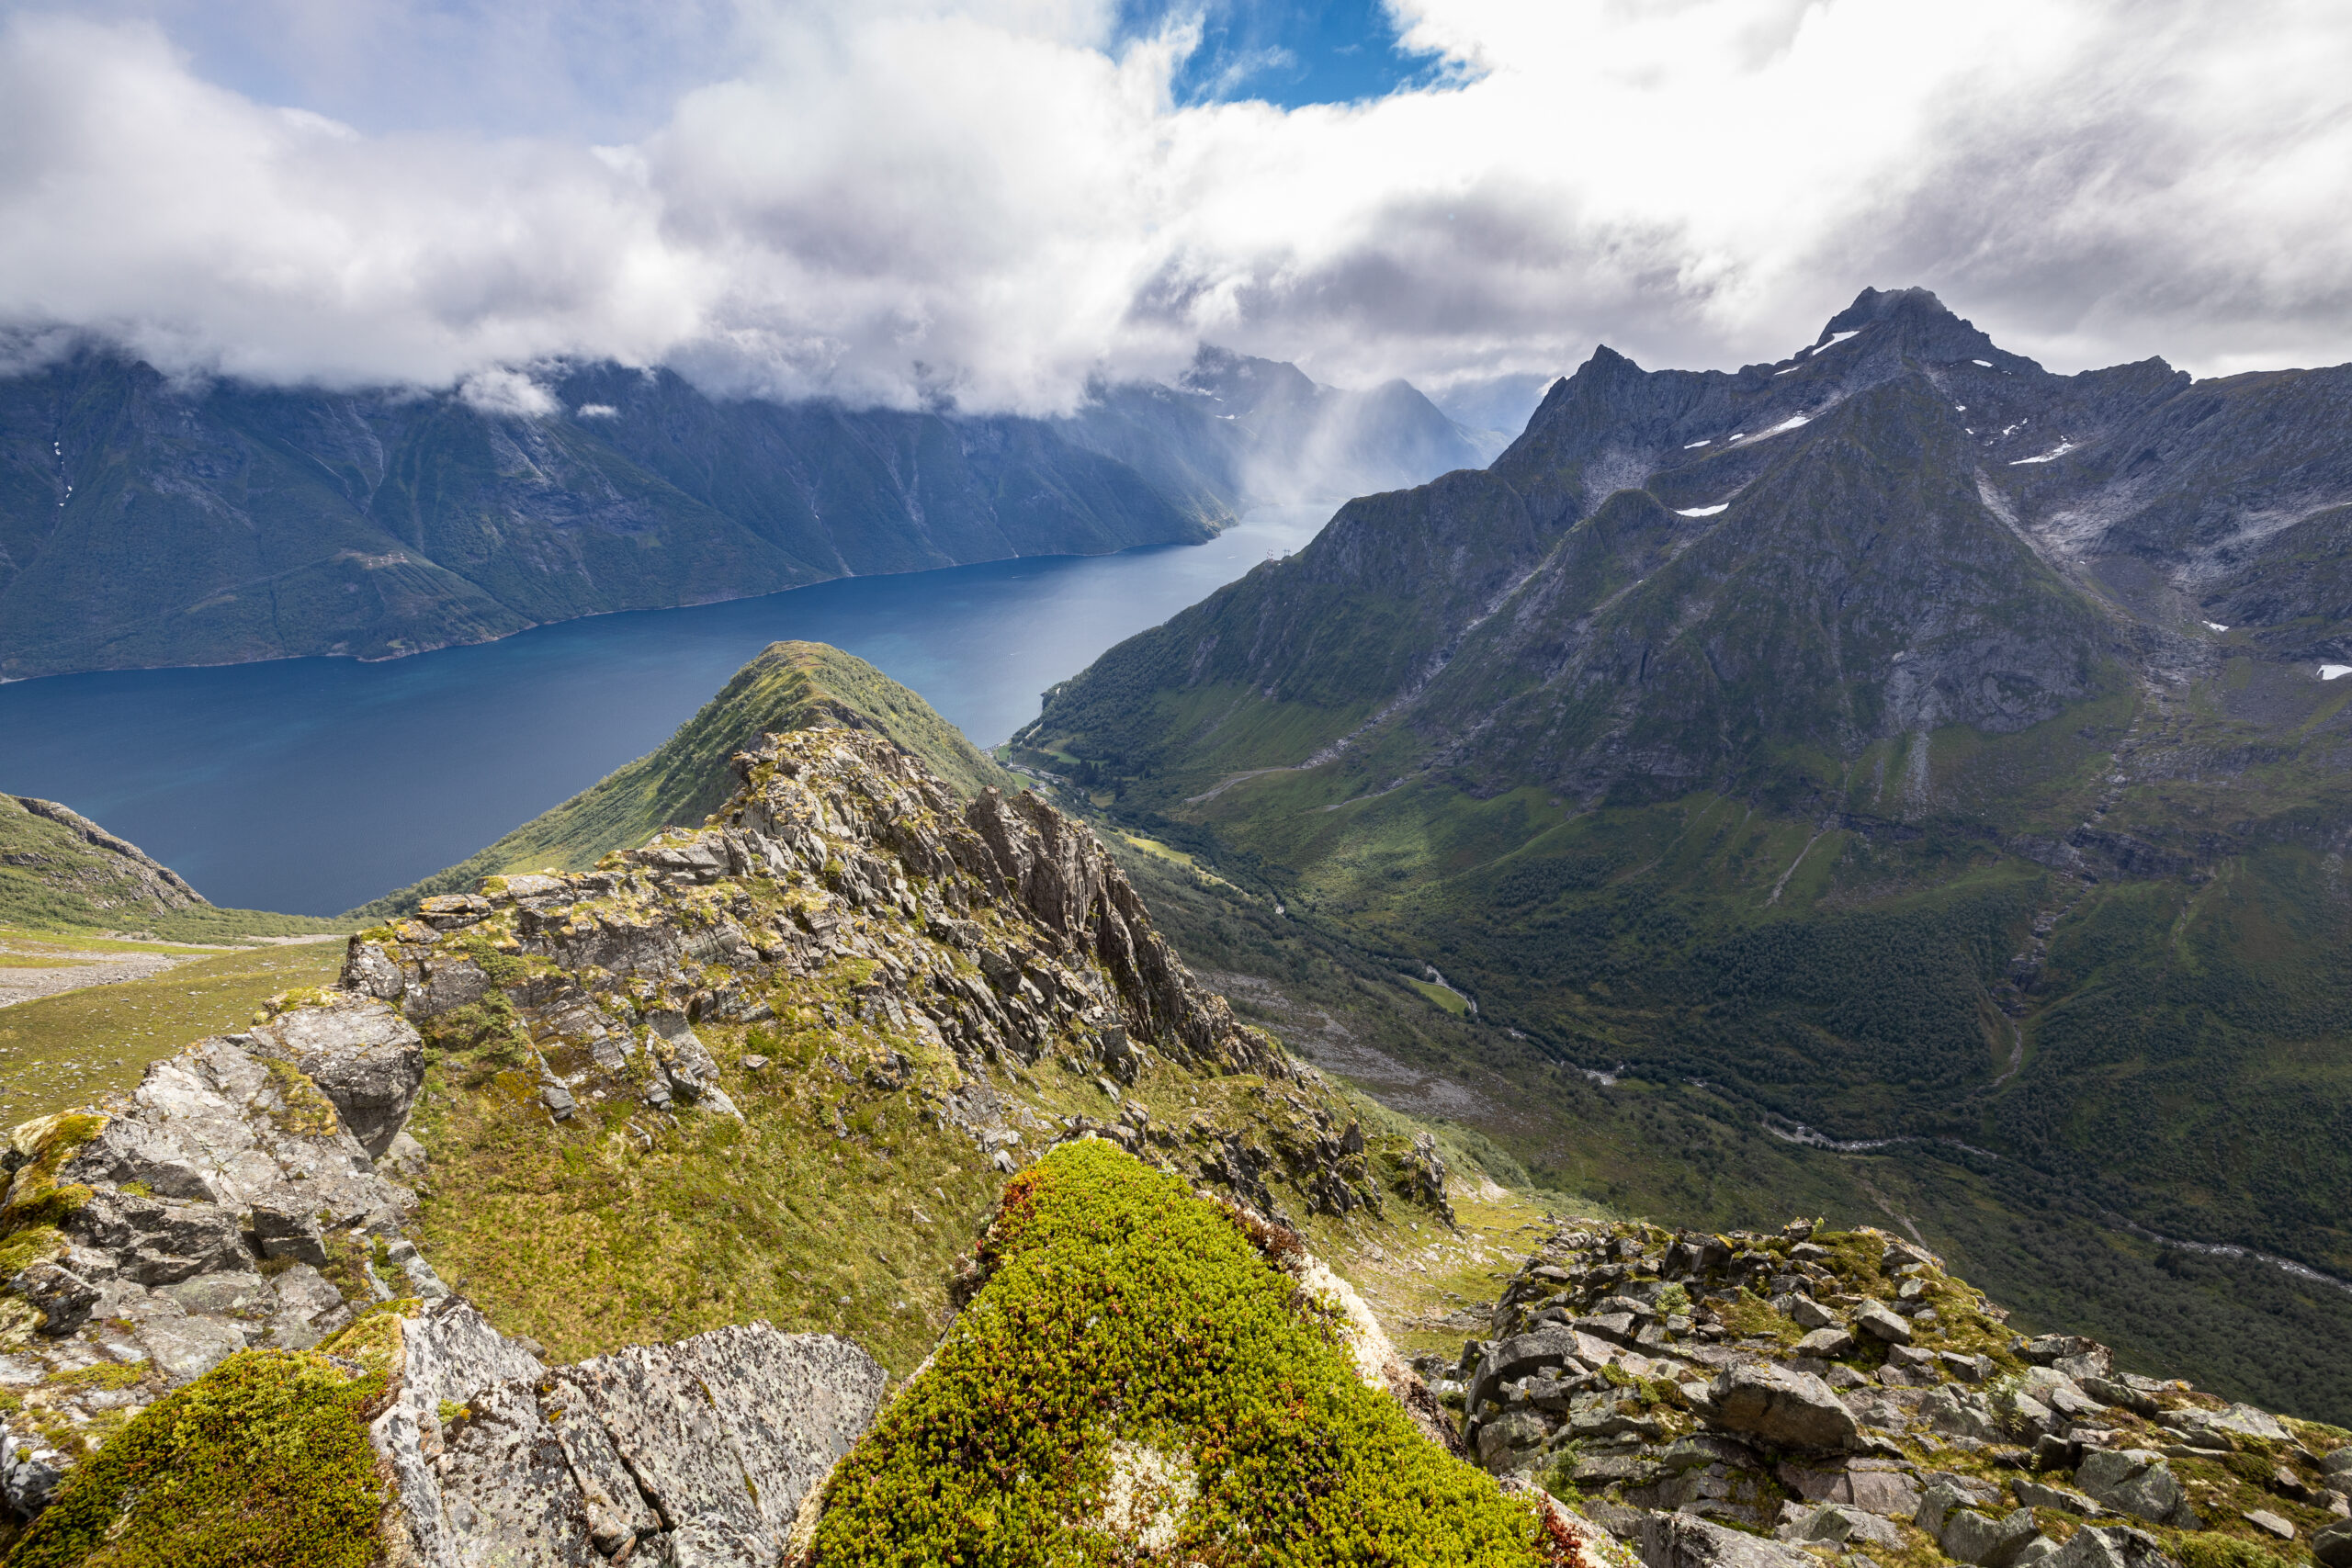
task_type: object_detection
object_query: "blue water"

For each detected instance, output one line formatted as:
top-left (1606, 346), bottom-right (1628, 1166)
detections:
top-left (0, 506), bottom-right (1330, 916)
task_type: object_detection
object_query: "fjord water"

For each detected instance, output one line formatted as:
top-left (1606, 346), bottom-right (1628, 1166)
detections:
top-left (0, 506), bottom-right (1333, 916)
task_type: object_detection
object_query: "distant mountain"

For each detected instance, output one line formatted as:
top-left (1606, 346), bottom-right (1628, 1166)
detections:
top-left (0, 347), bottom-right (1480, 681)
top-left (349, 639), bottom-right (1014, 919)
top-left (1017, 287), bottom-right (2352, 1415)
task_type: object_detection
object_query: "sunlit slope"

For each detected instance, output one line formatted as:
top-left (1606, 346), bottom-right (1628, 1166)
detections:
top-left (351, 640), bottom-right (1016, 917)
top-left (1015, 286), bottom-right (2352, 1414)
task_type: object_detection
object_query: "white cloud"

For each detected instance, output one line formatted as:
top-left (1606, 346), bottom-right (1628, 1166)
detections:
top-left (457, 368), bottom-right (560, 418)
top-left (2, 0), bottom-right (2349, 412)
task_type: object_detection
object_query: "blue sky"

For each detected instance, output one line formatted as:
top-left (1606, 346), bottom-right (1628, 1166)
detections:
top-left (1113, 0), bottom-right (1447, 107)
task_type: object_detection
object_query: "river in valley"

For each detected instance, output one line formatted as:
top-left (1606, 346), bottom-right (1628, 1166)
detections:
top-left (0, 505), bottom-right (1333, 916)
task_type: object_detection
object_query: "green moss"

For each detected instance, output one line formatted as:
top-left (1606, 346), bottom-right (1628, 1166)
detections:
top-left (41, 1363), bottom-right (146, 1394)
top-left (0, 1226), bottom-right (64, 1280)
top-left (0, 1349), bottom-right (385, 1568)
top-left (2172, 1533), bottom-right (2292, 1568)
top-left (259, 1061), bottom-right (341, 1141)
top-left (808, 1141), bottom-right (1560, 1567)
top-left (1714, 1288), bottom-right (1804, 1348)
top-left (321, 1301), bottom-right (416, 1379)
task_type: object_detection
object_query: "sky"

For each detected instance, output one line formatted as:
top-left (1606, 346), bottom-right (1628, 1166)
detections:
top-left (3, 0), bottom-right (2350, 415)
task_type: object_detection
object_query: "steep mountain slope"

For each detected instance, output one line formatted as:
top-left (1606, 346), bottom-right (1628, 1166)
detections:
top-left (1018, 288), bottom-right (2352, 1416)
top-left (350, 641), bottom-right (1016, 919)
top-left (0, 347), bottom-right (1485, 681)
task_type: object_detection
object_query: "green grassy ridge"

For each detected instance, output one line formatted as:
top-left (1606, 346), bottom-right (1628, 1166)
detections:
top-left (0, 795), bottom-right (340, 942)
top-left (808, 1140), bottom-right (1558, 1567)
top-left (349, 641), bottom-right (1016, 919)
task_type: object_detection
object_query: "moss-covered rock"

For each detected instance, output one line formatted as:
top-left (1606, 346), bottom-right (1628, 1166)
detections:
top-left (1, 1346), bottom-right (387, 1568)
top-left (807, 1139), bottom-right (1565, 1566)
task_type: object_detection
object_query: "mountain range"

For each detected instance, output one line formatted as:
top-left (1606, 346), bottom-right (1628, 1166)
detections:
top-left (1016, 286), bottom-right (2352, 1416)
top-left (0, 346), bottom-right (1487, 681)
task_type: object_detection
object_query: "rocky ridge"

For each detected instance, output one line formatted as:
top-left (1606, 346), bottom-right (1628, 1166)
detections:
top-left (0, 726), bottom-right (1453, 1559)
top-left (1437, 1219), bottom-right (2352, 1568)
top-left (344, 726), bottom-right (1431, 1229)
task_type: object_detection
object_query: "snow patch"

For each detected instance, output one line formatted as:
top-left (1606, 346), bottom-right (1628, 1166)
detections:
top-left (1973, 358), bottom-right (1993, 367)
top-left (1770, 414), bottom-right (1810, 433)
top-left (2203, 621), bottom-right (2229, 633)
top-left (2322, 665), bottom-right (2352, 682)
top-left (1775, 364), bottom-right (1802, 376)
top-left (2008, 442), bottom-right (2077, 466)
top-left (1683, 439), bottom-right (1710, 448)
top-left (1676, 503), bottom-right (1729, 517)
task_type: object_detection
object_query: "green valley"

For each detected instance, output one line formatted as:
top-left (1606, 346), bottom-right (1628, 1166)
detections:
top-left (1017, 288), bottom-right (2352, 1421)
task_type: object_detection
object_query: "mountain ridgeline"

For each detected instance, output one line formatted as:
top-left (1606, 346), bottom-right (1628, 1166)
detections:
top-left (0, 347), bottom-right (1486, 680)
top-left (348, 640), bottom-right (1018, 920)
top-left (1020, 287), bottom-right (2352, 1415)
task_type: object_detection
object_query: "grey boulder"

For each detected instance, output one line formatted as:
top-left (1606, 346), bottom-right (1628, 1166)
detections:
top-left (2049, 1526), bottom-right (2186, 1568)
top-left (248, 997), bottom-right (424, 1158)
top-left (1640, 1510), bottom-right (1823, 1568)
top-left (2076, 1450), bottom-right (2196, 1527)
top-left (1697, 1362), bottom-right (1860, 1451)
top-left (1854, 1301), bottom-right (1913, 1344)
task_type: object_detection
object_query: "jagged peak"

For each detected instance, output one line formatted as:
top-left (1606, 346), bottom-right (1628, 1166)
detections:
top-left (1818, 284), bottom-right (2026, 369)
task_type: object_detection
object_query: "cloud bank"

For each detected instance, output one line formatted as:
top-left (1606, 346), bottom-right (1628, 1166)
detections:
top-left (4, 0), bottom-right (2349, 414)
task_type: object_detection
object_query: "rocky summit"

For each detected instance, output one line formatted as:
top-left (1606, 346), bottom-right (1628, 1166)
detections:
top-left (1434, 1217), bottom-right (2352, 1568)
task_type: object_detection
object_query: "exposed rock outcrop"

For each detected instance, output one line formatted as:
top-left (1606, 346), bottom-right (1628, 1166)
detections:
top-left (341, 728), bottom-right (1398, 1225)
top-left (1431, 1218), bottom-right (2351, 1568)
top-left (375, 1300), bottom-right (883, 1567)
top-left (0, 995), bottom-right (887, 1563)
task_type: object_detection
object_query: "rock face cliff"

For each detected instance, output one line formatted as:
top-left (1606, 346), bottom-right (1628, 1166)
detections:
top-left (1441, 1219), bottom-right (2352, 1568)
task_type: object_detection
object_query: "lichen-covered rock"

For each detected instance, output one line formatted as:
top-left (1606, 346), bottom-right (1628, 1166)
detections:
top-left (244, 995), bottom-right (424, 1156)
top-left (0, 1010), bottom-right (448, 1513)
top-left (374, 1302), bottom-right (886, 1568)
top-left (1638, 1509), bottom-right (1821, 1568)
top-left (2076, 1449), bottom-right (2196, 1527)
top-left (1452, 1216), bottom-right (2341, 1566)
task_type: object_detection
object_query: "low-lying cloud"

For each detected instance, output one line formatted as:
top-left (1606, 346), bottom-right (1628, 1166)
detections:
top-left (4, 0), bottom-right (2348, 414)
